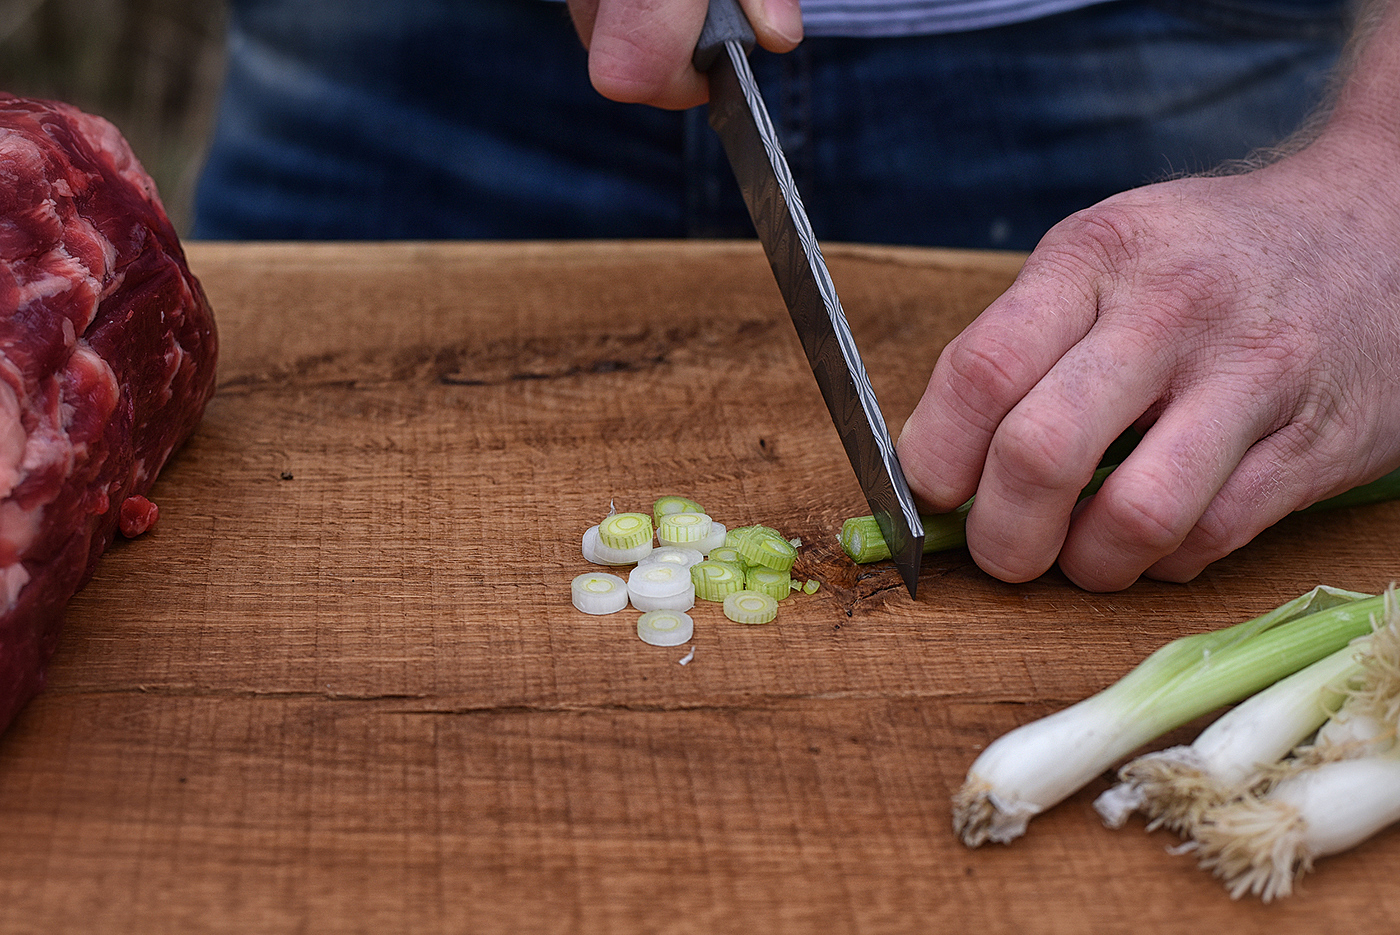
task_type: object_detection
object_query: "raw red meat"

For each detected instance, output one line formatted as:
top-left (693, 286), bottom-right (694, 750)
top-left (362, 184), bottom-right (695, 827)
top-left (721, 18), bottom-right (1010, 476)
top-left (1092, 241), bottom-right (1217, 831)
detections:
top-left (118, 494), bottom-right (159, 538)
top-left (0, 94), bottom-right (218, 733)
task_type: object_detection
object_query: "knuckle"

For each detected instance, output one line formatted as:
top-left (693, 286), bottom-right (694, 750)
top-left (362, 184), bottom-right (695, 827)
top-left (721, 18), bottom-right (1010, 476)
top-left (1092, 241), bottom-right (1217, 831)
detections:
top-left (1094, 475), bottom-right (1194, 555)
top-left (939, 328), bottom-right (1042, 425)
top-left (1042, 203), bottom-right (1148, 271)
top-left (1177, 508), bottom-right (1237, 562)
top-left (966, 524), bottom-right (1057, 585)
top-left (991, 407), bottom-right (1092, 494)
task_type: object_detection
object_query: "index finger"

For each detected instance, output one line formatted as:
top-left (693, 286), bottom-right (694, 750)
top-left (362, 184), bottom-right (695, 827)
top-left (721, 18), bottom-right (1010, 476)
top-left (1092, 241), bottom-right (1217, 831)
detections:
top-left (568, 0), bottom-right (803, 110)
top-left (896, 242), bottom-right (1103, 512)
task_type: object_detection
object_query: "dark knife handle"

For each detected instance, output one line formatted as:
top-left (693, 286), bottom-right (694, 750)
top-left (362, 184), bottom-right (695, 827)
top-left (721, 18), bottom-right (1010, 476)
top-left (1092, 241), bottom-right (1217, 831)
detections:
top-left (693, 0), bottom-right (756, 71)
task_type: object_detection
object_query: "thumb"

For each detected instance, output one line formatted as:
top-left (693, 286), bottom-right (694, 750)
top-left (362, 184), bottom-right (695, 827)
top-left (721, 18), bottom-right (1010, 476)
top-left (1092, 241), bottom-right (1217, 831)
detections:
top-left (742, 0), bottom-right (803, 52)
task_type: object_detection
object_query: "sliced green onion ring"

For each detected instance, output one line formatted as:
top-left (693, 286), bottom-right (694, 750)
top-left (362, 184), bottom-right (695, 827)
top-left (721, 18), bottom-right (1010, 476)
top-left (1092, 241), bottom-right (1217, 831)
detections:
top-left (707, 545), bottom-right (745, 566)
top-left (627, 562), bottom-right (692, 598)
top-left (638, 546), bottom-right (705, 569)
top-left (725, 525), bottom-right (783, 550)
top-left (582, 524), bottom-right (653, 565)
top-left (630, 584), bottom-right (696, 613)
top-left (723, 590), bottom-right (779, 625)
top-left (571, 572), bottom-right (629, 615)
top-left (746, 566), bottom-right (791, 601)
top-left (653, 496), bottom-right (705, 526)
top-left (657, 511), bottom-right (713, 546)
top-left (637, 609), bottom-right (695, 647)
top-left (739, 530), bottom-right (797, 571)
top-left (691, 560), bottom-right (745, 602)
top-left (695, 521), bottom-right (728, 555)
top-left (599, 512), bottom-right (653, 550)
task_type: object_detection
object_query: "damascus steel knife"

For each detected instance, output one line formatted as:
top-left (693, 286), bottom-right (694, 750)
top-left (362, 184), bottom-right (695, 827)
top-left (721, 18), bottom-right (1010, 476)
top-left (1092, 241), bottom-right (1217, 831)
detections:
top-left (693, 0), bottom-right (925, 597)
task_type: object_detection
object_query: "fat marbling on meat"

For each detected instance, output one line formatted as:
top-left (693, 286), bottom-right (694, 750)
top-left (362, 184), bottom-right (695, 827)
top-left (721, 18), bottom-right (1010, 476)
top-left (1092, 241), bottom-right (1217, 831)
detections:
top-left (0, 94), bottom-right (218, 732)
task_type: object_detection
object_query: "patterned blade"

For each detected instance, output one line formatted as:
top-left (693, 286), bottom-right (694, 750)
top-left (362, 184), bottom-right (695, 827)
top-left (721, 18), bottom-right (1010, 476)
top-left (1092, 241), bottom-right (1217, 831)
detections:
top-left (704, 40), bottom-right (924, 597)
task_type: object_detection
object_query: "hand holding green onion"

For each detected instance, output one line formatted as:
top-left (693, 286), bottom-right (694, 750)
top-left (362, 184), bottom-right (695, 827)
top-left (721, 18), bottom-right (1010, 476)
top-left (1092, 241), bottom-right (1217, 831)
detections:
top-left (842, 465), bottom-right (1400, 568)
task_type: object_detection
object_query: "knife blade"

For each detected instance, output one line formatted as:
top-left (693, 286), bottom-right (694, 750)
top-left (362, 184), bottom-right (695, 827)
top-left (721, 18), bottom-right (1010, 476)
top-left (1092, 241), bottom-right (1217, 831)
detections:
top-left (693, 0), bottom-right (925, 597)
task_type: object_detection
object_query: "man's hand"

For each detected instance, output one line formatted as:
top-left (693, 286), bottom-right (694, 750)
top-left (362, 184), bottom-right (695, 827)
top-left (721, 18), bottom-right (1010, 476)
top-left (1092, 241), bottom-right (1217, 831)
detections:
top-left (897, 110), bottom-right (1400, 590)
top-left (566, 0), bottom-right (802, 109)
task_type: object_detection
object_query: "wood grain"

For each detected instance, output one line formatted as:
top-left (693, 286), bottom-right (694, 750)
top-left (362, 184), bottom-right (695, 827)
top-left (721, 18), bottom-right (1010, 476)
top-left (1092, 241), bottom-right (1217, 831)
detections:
top-left (0, 240), bottom-right (1395, 934)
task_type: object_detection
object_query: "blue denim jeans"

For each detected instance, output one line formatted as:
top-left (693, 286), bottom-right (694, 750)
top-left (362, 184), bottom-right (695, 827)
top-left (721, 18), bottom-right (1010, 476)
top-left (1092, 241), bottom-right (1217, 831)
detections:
top-left (192, 0), bottom-right (1347, 250)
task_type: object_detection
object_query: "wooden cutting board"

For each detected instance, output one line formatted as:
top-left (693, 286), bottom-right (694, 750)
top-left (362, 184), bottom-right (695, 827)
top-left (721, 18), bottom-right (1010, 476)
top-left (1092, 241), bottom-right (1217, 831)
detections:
top-left (0, 240), bottom-right (1394, 934)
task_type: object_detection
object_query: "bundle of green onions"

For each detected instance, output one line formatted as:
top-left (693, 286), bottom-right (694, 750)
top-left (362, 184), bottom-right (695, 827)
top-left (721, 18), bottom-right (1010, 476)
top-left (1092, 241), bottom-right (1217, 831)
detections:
top-left (955, 584), bottom-right (1400, 901)
top-left (953, 586), bottom-right (1378, 844)
top-left (1153, 588), bottom-right (1400, 901)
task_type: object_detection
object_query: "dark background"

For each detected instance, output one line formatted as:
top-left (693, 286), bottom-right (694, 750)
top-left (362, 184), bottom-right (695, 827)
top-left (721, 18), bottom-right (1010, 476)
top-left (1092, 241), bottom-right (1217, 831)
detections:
top-left (0, 0), bottom-right (227, 233)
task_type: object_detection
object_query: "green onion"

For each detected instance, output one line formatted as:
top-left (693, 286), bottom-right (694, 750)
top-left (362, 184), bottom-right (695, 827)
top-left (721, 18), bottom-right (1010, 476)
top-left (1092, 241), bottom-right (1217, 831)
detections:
top-left (574, 498), bottom-right (818, 625)
top-left (1303, 602), bottom-right (1400, 762)
top-left (636, 609), bottom-right (695, 647)
top-left (582, 524), bottom-right (654, 565)
top-left (725, 525), bottom-right (784, 549)
top-left (653, 495), bottom-right (705, 526)
top-left (736, 529), bottom-right (797, 572)
top-left (707, 545), bottom-right (745, 567)
top-left (599, 512), bottom-right (653, 550)
top-left (1099, 586), bottom-right (1400, 839)
top-left (953, 586), bottom-right (1382, 848)
top-left (745, 566), bottom-right (791, 602)
top-left (724, 590), bottom-right (778, 625)
top-left (627, 562), bottom-right (695, 612)
top-left (571, 572), bottom-right (630, 615)
top-left (1190, 751), bottom-right (1400, 902)
top-left (695, 521), bottom-right (728, 555)
top-left (1095, 633), bottom-right (1367, 835)
top-left (657, 511), bottom-right (713, 546)
top-left (1178, 588), bottom-right (1400, 901)
top-left (841, 466), bottom-right (1112, 564)
top-left (844, 464), bottom-right (1400, 566)
top-left (628, 562), bottom-right (691, 596)
top-left (690, 560), bottom-right (745, 602)
top-left (1301, 465), bottom-right (1400, 513)
top-left (639, 546), bottom-right (705, 569)
top-left (802, 580), bottom-right (820, 595)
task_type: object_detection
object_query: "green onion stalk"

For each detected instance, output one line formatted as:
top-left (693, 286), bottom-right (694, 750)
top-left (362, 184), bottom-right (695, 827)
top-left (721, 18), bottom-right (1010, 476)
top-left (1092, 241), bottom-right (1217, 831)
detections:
top-left (1185, 588), bottom-right (1400, 902)
top-left (1190, 750), bottom-right (1400, 902)
top-left (842, 466), bottom-right (1115, 564)
top-left (1092, 637), bottom-right (1366, 836)
top-left (842, 465), bottom-right (1400, 565)
top-left (1096, 585), bottom-right (1400, 839)
top-left (953, 586), bottom-right (1381, 848)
